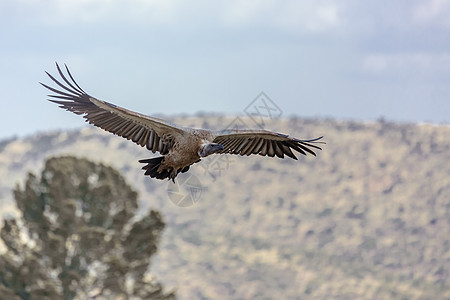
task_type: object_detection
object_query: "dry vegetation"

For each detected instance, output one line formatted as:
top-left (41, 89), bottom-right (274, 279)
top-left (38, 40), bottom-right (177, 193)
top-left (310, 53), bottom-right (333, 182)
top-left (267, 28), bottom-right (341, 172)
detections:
top-left (1, 116), bottom-right (449, 299)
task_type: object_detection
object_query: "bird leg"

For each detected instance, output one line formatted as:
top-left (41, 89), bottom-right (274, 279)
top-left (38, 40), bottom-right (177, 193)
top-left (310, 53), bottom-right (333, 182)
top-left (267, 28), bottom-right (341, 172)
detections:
top-left (169, 168), bottom-right (178, 183)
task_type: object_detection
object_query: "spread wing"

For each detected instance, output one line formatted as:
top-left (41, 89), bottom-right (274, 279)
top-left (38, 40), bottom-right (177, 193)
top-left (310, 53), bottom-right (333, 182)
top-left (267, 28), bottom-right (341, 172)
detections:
top-left (213, 129), bottom-right (324, 159)
top-left (41, 63), bottom-right (187, 155)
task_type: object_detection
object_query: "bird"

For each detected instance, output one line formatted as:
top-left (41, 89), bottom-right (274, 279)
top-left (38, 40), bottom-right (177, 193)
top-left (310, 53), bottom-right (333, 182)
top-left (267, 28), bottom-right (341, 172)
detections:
top-left (41, 63), bottom-right (324, 182)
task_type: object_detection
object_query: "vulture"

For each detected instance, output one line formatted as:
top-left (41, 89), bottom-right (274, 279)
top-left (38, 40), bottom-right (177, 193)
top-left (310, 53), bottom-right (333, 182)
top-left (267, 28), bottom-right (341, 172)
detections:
top-left (41, 63), bottom-right (324, 182)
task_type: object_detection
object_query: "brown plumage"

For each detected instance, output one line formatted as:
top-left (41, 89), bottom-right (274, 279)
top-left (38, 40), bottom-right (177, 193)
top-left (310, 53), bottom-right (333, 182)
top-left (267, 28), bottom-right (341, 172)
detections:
top-left (41, 63), bottom-right (324, 182)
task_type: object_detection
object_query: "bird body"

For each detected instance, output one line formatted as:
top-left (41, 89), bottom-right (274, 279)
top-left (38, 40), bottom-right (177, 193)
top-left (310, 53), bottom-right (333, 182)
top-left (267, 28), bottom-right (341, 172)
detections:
top-left (41, 63), bottom-right (324, 182)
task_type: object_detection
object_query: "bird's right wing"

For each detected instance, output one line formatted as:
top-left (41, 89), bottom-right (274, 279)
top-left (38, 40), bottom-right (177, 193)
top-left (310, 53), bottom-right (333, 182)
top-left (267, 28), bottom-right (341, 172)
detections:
top-left (41, 63), bottom-right (186, 154)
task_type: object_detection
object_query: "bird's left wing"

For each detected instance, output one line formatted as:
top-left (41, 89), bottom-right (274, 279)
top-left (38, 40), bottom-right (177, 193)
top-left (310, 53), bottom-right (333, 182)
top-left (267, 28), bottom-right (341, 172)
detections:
top-left (212, 129), bottom-right (324, 159)
top-left (41, 63), bottom-right (187, 154)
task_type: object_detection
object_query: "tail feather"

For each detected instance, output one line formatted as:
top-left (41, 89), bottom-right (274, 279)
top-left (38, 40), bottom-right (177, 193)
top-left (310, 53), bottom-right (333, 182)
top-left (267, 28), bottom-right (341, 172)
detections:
top-left (139, 157), bottom-right (192, 182)
top-left (139, 157), bottom-right (171, 180)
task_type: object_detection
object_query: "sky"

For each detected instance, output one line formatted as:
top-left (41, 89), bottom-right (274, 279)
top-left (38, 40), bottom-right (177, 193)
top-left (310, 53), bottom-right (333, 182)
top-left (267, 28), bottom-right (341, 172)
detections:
top-left (1, 0), bottom-right (449, 140)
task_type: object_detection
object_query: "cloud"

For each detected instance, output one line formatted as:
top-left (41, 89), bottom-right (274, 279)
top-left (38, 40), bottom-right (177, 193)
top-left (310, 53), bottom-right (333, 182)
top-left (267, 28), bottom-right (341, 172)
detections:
top-left (413, 0), bottom-right (450, 28)
top-left (5, 0), bottom-right (450, 35)
top-left (220, 0), bottom-right (342, 33)
top-left (362, 52), bottom-right (450, 73)
top-left (3, 0), bottom-right (344, 33)
top-left (2, 0), bottom-right (182, 25)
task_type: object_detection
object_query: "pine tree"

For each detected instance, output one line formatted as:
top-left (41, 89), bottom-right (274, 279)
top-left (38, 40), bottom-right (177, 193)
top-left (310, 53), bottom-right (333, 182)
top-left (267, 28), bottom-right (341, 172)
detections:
top-left (0, 156), bottom-right (175, 300)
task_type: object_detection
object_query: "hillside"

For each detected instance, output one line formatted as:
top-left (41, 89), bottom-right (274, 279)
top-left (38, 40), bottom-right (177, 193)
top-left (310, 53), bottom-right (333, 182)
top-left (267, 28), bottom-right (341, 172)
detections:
top-left (1, 116), bottom-right (449, 299)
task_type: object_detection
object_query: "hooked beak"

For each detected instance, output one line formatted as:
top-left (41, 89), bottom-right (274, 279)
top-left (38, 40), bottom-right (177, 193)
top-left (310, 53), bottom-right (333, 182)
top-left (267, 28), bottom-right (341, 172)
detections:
top-left (211, 143), bottom-right (224, 152)
top-left (200, 143), bottom-right (224, 157)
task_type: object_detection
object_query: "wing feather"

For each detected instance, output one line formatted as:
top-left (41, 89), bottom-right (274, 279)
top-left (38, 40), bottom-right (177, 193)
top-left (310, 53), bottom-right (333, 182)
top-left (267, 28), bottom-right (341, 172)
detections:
top-left (241, 137), bottom-right (259, 156)
top-left (272, 140), bottom-right (284, 158)
top-left (259, 141), bottom-right (269, 156)
top-left (147, 130), bottom-right (155, 151)
top-left (132, 127), bottom-right (146, 143)
top-left (138, 128), bottom-right (150, 146)
top-left (220, 139), bottom-right (234, 149)
top-left (152, 134), bottom-right (160, 153)
top-left (213, 129), bottom-right (324, 159)
top-left (226, 138), bottom-right (242, 152)
top-left (252, 138), bottom-right (266, 154)
top-left (280, 143), bottom-right (297, 159)
top-left (117, 122), bottom-right (135, 136)
top-left (41, 63), bottom-right (185, 153)
top-left (124, 124), bottom-right (140, 138)
top-left (233, 137), bottom-right (251, 154)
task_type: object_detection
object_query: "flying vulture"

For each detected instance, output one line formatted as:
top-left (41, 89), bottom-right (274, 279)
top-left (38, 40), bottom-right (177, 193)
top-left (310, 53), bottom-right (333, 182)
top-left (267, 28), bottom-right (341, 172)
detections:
top-left (41, 63), bottom-right (324, 182)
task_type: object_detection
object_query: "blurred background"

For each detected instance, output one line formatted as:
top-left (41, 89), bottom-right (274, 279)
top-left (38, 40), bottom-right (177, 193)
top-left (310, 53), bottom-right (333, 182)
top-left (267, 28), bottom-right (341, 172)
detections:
top-left (1, 1), bottom-right (450, 299)
top-left (1, 0), bottom-right (449, 141)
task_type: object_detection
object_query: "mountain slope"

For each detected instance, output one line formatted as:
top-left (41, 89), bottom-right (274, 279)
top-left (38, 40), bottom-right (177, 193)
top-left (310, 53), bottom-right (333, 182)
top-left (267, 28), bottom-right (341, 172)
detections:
top-left (1, 116), bottom-right (449, 299)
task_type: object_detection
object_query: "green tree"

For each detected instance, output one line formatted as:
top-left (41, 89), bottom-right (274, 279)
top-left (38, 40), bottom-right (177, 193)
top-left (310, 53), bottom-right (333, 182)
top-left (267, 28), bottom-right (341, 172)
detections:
top-left (0, 156), bottom-right (175, 300)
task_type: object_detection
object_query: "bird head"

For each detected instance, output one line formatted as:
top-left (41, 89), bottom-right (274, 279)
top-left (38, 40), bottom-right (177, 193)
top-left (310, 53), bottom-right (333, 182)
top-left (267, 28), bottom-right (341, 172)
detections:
top-left (198, 142), bottom-right (224, 157)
